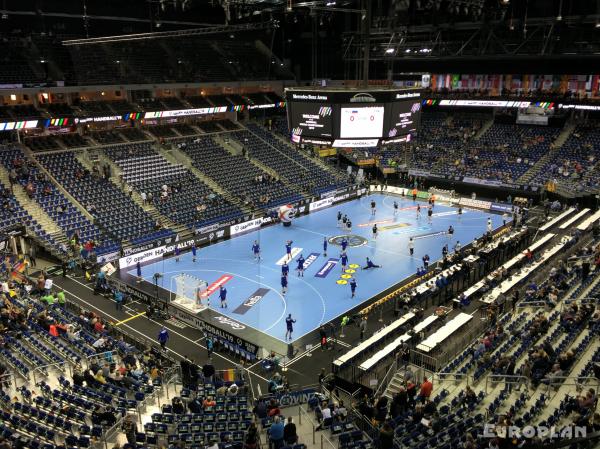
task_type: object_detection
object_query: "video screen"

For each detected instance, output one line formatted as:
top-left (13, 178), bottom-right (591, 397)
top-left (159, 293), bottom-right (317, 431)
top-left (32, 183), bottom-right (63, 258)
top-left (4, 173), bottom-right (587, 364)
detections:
top-left (339, 105), bottom-right (385, 138)
top-left (385, 101), bottom-right (421, 138)
top-left (289, 103), bottom-right (333, 138)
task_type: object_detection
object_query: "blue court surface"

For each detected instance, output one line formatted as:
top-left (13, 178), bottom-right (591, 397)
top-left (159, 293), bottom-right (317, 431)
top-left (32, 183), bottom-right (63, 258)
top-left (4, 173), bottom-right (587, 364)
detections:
top-left (133, 193), bottom-right (506, 343)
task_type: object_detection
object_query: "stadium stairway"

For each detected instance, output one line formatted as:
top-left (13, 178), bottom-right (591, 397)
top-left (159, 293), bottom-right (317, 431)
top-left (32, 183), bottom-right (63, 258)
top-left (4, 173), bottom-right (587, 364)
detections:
top-left (160, 141), bottom-right (252, 215)
top-left (0, 160), bottom-right (70, 259)
top-left (266, 122), bottom-right (345, 180)
top-left (473, 116), bottom-right (495, 140)
top-left (382, 371), bottom-right (408, 401)
top-left (81, 148), bottom-right (186, 236)
top-left (27, 148), bottom-right (97, 226)
top-left (517, 120), bottom-right (577, 185)
top-left (0, 164), bottom-right (62, 236)
top-left (215, 132), bottom-right (310, 201)
top-left (212, 133), bottom-right (283, 179)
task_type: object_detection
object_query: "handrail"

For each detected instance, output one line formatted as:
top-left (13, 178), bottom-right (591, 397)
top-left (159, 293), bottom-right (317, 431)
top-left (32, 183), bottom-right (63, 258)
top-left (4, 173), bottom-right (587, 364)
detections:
top-left (373, 358), bottom-right (398, 398)
top-left (31, 359), bottom-right (70, 384)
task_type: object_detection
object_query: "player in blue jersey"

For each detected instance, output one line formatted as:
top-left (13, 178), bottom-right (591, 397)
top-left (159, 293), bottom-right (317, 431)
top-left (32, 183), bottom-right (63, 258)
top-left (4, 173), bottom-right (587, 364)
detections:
top-left (285, 240), bottom-right (293, 261)
top-left (416, 204), bottom-right (421, 219)
top-left (340, 251), bottom-right (348, 272)
top-left (393, 201), bottom-right (399, 216)
top-left (252, 240), bottom-right (261, 261)
top-left (285, 314), bottom-right (296, 340)
top-left (370, 200), bottom-right (376, 216)
top-left (350, 278), bottom-right (357, 298)
top-left (296, 254), bottom-right (305, 277)
top-left (219, 286), bottom-right (228, 308)
top-left (372, 224), bottom-right (378, 240)
top-left (323, 237), bottom-right (328, 257)
top-left (281, 274), bottom-right (288, 295)
top-left (362, 257), bottom-right (381, 269)
top-left (341, 237), bottom-right (348, 252)
top-left (191, 242), bottom-right (197, 262)
top-left (337, 211), bottom-right (342, 227)
top-left (175, 245), bottom-right (180, 262)
top-left (282, 261), bottom-right (289, 277)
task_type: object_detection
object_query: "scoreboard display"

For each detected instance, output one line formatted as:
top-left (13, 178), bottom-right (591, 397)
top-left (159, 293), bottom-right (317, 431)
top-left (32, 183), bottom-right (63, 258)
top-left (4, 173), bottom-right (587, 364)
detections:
top-left (385, 100), bottom-right (421, 139)
top-left (290, 103), bottom-right (333, 140)
top-left (339, 105), bottom-right (385, 139)
top-left (285, 88), bottom-right (421, 146)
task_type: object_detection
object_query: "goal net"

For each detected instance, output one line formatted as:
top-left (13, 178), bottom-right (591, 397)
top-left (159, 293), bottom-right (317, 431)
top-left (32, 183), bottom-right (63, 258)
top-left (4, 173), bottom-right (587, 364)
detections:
top-left (172, 273), bottom-right (208, 308)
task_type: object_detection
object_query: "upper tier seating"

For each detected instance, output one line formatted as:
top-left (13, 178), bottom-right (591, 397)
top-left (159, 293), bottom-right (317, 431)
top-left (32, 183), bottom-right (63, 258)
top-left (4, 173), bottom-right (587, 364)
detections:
top-left (237, 124), bottom-right (349, 196)
top-left (104, 143), bottom-right (242, 229)
top-left (178, 137), bottom-right (303, 210)
top-left (24, 136), bottom-right (62, 153)
top-left (120, 128), bottom-right (150, 142)
top-left (532, 123), bottom-right (600, 193)
top-left (37, 151), bottom-right (170, 244)
top-left (0, 146), bottom-right (116, 255)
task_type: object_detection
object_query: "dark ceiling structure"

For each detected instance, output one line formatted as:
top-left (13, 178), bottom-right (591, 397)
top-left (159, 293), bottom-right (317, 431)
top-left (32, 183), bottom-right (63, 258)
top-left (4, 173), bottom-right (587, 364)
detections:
top-left (0, 0), bottom-right (599, 80)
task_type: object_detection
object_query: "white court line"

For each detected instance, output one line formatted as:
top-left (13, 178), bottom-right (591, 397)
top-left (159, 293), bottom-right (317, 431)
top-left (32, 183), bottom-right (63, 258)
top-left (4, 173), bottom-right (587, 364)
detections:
top-left (293, 224), bottom-right (417, 260)
top-left (61, 276), bottom-right (270, 382)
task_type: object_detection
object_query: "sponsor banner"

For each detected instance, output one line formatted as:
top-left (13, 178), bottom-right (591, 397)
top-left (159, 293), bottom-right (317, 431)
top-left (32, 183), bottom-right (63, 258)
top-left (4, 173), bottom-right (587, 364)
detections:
top-left (168, 306), bottom-right (258, 355)
top-left (386, 186), bottom-right (409, 195)
top-left (230, 218), bottom-right (263, 236)
top-left (459, 198), bottom-right (492, 210)
top-left (204, 275), bottom-right (234, 298)
top-left (119, 246), bottom-right (166, 269)
top-left (332, 139), bottom-right (379, 148)
top-left (413, 230), bottom-right (448, 240)
top-left (108, 277), bottom-right (154, 304)
top-left (123, 234), bottom-right (179, 257)
top-left (195, 222), bottom-right (229, 243)
top-left (276, 248), bottom-right (303, 266)
top-left (266, 388), bottom-right (318, 406)
top-left (96, 251), bottom-right (120, 264)
top-left (247, 104), bottom-right (277, 110)
top-left (380, 222), bottom-right (411, 231)
top-left (232, 288), bottom-right (270, 315)
top-left (435, 194), bottom-right (457, 204)
top-left (408, 169), bottom-right (432, 178)
top-left (462, 177), bottom-right (504, 187)
top-left (333, 193), bottom-right (351, 203)
top-left (144, 106), bottom-right (228, 119)
top-left (315, 258), bottom-right (339, 278)
top-left (432, 211), bottom-right (460, 218)
top-left (490, 202), bottom-right (514, 213)
top-left (558, 104), bottom-right (600, 111)
top-left (77, 115), bottom-right (122, 124)
top-left (321, 187), bottom-right (348, 200)
top-left (439, 99), bottom-right (530, 108)
top-left (302, 252), bottom-right (320, 270)
top-left (358, 219), bottom-right (393, 228)
top-left (309, 197), bottom-right (334, 212)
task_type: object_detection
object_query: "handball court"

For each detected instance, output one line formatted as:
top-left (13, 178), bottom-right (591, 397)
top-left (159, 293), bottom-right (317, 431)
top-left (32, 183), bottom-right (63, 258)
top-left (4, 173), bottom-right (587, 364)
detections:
top-left (134, 193), bottom-right (505, 344)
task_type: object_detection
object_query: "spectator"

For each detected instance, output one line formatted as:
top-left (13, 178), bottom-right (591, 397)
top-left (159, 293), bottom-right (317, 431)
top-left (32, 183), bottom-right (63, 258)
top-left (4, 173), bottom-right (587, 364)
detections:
top-left (245, 422), bottom-right (259, 449)
top-left (121, 415), bottom-right (137, 446)
top-left (283, 416), bottom-right (298, 445)
top-left (268, 416), bottom-right (285, 449)
top-left (419, 377), bottom-right (433, 402)
top-left (378, 421), bottom-right (394, 449)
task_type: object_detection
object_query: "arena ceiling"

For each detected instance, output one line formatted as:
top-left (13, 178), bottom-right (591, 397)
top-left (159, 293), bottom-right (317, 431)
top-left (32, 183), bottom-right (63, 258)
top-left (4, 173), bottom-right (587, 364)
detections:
top-left (1, 0), bottom-right (598, 78)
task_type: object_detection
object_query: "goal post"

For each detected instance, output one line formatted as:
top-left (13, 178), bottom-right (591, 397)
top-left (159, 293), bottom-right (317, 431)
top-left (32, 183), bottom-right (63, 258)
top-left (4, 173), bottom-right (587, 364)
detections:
top-left (172, 273), bottom-right (208, 307)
